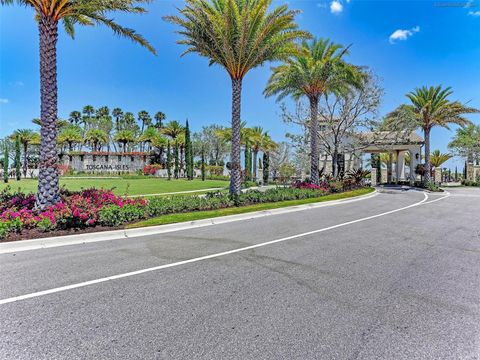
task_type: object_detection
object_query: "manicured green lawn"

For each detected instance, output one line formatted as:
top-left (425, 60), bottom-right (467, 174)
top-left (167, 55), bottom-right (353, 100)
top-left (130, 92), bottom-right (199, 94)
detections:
top-left (0, 178), bottom-right (229, 196)
top-left (127, 188), bottom-right (374, 229)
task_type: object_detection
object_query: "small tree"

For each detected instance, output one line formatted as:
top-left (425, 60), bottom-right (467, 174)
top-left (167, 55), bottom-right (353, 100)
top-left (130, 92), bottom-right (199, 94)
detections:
top-left (201, 146), bottom-right (206, 181)
top-left (166, 141), bottom-right (172, 180)
top-left (244, 140), bottom-right (252, 182)
top-left (3, 142), bottom-right (9, 183)
top-left (15, 136), bottom-right (21, 181)
top-left (174, 141), bottom-right (179, 179)
top-left (263, 152), bottom-right (269, 184)
top-left (185, 120), bottom-right (194, 180)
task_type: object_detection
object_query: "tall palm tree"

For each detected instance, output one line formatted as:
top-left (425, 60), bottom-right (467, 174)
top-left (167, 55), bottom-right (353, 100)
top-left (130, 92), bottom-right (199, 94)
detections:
top-left (11, 129), bottom-right (40, 178)
top-left (245, 126), bottom-right (266, 181)
top-left (151, 133), bottom-right (168, 165)
top-left (154, 111), bottom-right (166, 130)
top-left (58, 125), bottom-right (83, 152)
top-left (264, 38), bottom-right (363, 184)
top-left (112, 107), bottom-right (124, 132)
top-left (165, 0), bottom-right (308, 194)
top-left (114, 130), bottom-right (137, 153)
top-left (138, 127), bottom-right (159, 152)
top-left (138, 110), bottom-right (152, 134)
top-left (68, 111), bottom-right (81, 125)
top-left (1, 0), bottom-right (155, 208)
top-left (430, 150), bottom-right (452, 168)
top-left (162, 120), bottom-right (185, 141)
top-left (389, 86), bottom-right (478, 183)
top-left (85, 129), bottom-right (108, 152)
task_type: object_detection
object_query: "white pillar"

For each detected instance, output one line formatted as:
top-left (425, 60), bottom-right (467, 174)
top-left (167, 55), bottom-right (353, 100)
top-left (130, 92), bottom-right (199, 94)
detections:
top-left (409, 147), bottom-right (420, 186)
top-left (397, 151), bottom-right (406, 182)
top-left (387, 152), bottom-right (393, 183)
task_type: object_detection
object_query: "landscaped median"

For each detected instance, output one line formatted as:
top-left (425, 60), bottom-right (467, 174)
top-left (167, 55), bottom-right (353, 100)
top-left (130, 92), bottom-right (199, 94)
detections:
top-left (0, 181), bottom-right (373, 242)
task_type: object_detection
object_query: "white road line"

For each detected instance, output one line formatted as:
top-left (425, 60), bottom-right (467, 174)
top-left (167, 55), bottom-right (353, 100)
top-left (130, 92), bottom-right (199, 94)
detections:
top-left (0, 192), bottom-right (449, 306)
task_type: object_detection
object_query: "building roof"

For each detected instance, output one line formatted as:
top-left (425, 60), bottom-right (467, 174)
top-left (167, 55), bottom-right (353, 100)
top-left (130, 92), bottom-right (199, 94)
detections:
top-left (357, 131), bottom-right (424, 145)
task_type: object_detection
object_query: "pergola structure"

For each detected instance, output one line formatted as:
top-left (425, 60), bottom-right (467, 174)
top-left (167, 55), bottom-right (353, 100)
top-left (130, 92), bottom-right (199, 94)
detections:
top-left (360, 131), bottom-right (424, 186)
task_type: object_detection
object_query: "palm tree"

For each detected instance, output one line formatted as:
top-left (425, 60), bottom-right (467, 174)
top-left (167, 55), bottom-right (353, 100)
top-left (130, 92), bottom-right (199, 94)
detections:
top-left (114, 130), bottom-right (137, 153)
top-left (154, 111), bottom-right (166, 130)
top-left (165, 0), bottom-right (308, 194)
top-left (68, 111), bottom-right (81, 125)
top-left (85, 129), bottom-right (108, 152)
top-left (138, 127), bottom-right (159, 152)
top-left (162, 121), bottom-right (185, 141)
top-left (264, 38), bottom-right (363, 184)
top-left (151, 134), bottom-right (168, 165)
top-left (138, 110), bottom-right (152, 134)
top-left (389, 86), bottom-right (478, 183)
top-left (112, 108), bottom-right (124, 132)
top-left (245, 126), bottom-right (266, 181)
top-left (11, 129), bottom-right (40, 178)
top-left (1, 0), bottom-right (155, 208)
top-left (81, 105), bottom-right (95, 130)
top-left (430, 150), bottom-right (452, 168)
top-left (58, 125), bottom-right (83, 152)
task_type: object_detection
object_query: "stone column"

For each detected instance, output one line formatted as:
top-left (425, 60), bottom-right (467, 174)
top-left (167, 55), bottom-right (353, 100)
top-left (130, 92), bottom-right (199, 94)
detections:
top-left (371, 168), bottom-right (377, 187)
top-left (387, 151), bottom-right (393, 183)
top-left (396, 150), bottom-right (406, 182)
top-left (408, 149), bottom-right (415, 186)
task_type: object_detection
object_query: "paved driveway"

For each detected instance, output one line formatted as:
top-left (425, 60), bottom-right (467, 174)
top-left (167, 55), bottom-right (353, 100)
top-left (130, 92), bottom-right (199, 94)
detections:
top-left (0, 187), bottom-right (479, 359)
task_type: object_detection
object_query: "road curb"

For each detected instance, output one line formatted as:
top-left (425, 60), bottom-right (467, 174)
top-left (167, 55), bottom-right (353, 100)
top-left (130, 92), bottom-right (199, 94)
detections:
top-left (0, 190), bottom-right (378, 254)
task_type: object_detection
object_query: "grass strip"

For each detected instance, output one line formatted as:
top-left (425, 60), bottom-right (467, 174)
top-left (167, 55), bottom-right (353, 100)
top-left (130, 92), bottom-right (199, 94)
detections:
top-left (126, 187), bottom-right (374, 229)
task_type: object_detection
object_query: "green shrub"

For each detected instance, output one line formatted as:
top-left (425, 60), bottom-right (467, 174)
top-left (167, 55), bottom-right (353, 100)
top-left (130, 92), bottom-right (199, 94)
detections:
top-left (37, 218), bottom-right (54, 232)
top-left (425, 182), bottom-right (441, 192)
top-left (99, 204), bottom-right (146, 226)
top-left (206, 175), bottom-right (230, 181)
top-left (0, 222), bottom-right (9, 239)
top-left (99, 205), bottom-right (124, 226)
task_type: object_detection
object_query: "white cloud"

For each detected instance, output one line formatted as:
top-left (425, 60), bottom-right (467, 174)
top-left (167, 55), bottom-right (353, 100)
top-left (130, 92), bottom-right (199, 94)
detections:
top-left (468, 10), bottom-right (480, 16)
top-left (389, 26), bottom-right (420, 44)
top-left (11, 81), bottom-right (24, 87)
top-left (0, 98), bottom-right (9, 104)
top-left (330, 0), bottom-right (343, 14)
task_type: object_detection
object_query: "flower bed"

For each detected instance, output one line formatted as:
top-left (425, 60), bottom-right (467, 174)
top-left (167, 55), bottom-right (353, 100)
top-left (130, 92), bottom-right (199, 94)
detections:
top-left (0, 187), bottom-right (145, 239)
top-left (0, 181), bottom-right (369, 240)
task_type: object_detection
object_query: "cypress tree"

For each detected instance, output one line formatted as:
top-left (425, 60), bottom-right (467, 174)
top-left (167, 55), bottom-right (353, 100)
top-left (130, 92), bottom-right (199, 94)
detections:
top-left (3, 142), bottom-right (9, 183)
top-left (185, 120), bottom-right (194, 180)
top-left (244, 141), bottom-right (252, 181)
top-left (201, 146), bottom-right (206, 181)
top-left (464, 160), bottom-right (468, 180)
top-left (15, 136), bottom-right (21, 181)
top-left (263, 152), bottom-right (269, 184)
top-left (166, 141), bottom-right (172, 180)
top-left (174, 141), bottom-right (179, 179)
top-left (455, 166), bottom-right (458, 181)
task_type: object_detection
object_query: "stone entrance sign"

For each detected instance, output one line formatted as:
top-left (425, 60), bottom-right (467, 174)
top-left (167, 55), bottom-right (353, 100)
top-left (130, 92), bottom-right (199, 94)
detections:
top-left (62, 153), bottom-right (148, 174)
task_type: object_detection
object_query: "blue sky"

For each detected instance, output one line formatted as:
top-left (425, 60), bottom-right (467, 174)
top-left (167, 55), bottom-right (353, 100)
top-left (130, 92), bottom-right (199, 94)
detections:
top-left (1, 0), bottom-right (479, 169)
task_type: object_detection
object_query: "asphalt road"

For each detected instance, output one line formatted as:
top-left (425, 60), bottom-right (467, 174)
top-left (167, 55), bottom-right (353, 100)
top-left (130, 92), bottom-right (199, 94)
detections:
top-left (0, 187), bottom-right (479, 359)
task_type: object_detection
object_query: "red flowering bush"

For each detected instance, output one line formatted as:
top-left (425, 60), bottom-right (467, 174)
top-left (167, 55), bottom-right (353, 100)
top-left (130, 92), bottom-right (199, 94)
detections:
top-left (143, 164), bottom-right (162, 176)
top-left (0, 188), bottom-right (148, 238)
top-left (292, 180), bottom-right (329, 192)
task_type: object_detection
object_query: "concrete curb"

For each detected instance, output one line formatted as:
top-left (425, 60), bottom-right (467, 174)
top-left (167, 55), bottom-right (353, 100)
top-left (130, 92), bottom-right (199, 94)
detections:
top-left (0, 190), bottom-right (378, 254)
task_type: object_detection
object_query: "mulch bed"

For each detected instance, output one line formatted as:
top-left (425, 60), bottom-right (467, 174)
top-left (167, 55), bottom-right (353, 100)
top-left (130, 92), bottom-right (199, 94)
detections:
top-left (1, 225), bottom-right (124, 243)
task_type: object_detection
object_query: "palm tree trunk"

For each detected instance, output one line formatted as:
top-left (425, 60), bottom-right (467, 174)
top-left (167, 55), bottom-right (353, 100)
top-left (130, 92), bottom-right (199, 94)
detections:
top-left (424, 127), bottom-right (431, 183)
top-left (230, 78), bottom-right (243, 194)
top-left (36, 15), bottom-right (60, 208)
top-left (23, 143), bottom-right (28, 178)
top-left (253, 150), bottom-right (258, 181)
top-left (309, 96), bottom-right (320, 185)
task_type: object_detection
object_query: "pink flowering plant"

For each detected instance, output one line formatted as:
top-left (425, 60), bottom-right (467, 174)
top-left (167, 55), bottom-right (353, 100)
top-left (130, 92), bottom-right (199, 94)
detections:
top-left (0, 187), bottom-right (147, 238)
